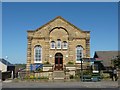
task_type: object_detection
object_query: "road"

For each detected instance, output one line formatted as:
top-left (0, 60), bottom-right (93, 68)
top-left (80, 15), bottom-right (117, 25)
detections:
top-left (1, 80), bottom-right (119, 88)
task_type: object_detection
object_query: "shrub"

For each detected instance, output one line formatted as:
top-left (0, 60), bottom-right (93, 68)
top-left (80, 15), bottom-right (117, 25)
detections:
top-left (37, 77), bottom-right (40, 79)
top-left (44, 61), bottom-right (50, 64)
top-left (29, 75), bottom-right (35, 79)
top-left (83, 70), bottom-right (92, 75)
top-left (24, 75), bottom-right (30, 80)
top-left (36, 68), bottom-right (43, 72)
top-left (40, 76), bottom-right (48, 79)
top-left (67, 61), bottom-right (74, 64)
top-left (69, 75), bottom-right (74, 79)
top-left (101, 73), bottom-right (110, 79)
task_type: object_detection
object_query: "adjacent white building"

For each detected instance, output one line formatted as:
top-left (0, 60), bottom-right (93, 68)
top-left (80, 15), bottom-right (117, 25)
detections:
top-left (0, 58), bottom-right (14, 72)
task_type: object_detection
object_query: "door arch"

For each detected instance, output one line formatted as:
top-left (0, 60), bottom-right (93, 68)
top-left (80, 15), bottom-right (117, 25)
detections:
top-left (55, 53), bottom-right (63, 70)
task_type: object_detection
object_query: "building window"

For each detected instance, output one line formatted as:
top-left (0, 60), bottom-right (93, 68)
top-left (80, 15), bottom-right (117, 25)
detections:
top-left (50, 41), bottom-right (55, 49)
top-left (63, 41), bottom-right (68, 49)
top-left (57, 39), bottom-right (61, 49)
top-left (34, 45), bottom-right (42, 63)
top-left (76, 45), bottom-right (83, 63)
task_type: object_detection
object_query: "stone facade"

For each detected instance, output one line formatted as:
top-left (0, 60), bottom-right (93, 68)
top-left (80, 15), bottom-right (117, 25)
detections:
top-left (26, 16), bottom-right (90, 71)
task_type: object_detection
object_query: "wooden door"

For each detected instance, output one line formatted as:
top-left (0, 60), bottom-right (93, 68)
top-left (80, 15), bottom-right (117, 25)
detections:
top-left (55, 53), bottom-right (63, 70)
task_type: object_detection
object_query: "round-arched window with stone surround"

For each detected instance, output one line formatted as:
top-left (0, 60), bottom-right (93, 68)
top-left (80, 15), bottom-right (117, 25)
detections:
top-left (50, 41), bottom-right (55, 49)
top-left (76, 45), bottom-right (83, 63)
top-left (57, 39), bottom-right (61, 49)
top-left (62, 41), bottom-right (68, 49)
top-left (34, 45), bottom-right (42, 63)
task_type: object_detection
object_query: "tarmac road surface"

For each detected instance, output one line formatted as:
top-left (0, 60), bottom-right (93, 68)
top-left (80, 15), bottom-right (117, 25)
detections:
top-left (1, 80), bottom-right (119, 88)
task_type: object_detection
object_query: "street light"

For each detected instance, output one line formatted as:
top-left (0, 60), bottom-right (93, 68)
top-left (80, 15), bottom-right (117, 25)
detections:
top-left (80, 52), bottom-right (83, 81)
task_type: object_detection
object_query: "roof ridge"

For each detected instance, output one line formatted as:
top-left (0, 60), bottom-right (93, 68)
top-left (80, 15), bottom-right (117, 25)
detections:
top-left (96, 51), bottom-right (119, 52)
top-left (0, 58), bottom-right (14, 66)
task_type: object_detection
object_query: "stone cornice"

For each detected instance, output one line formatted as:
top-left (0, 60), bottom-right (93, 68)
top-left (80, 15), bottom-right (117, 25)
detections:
top-left (73, 37), bottom-right (90, 39)
top-left (74, 38), bottom-right (86, 39)
top-left (32, 37), bottom-right (46, 39)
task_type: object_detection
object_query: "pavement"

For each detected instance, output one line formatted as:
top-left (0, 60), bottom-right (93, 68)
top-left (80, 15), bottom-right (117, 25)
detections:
top-left (1, 79), bottom-right (119, 88)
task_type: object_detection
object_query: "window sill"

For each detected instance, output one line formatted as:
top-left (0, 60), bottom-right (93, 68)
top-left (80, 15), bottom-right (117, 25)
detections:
top-left (76, 61), bottom-right (83, 63)
top-left (34, 61), bottom-right (42, 63)
top-left (63, 48), bottom-right (67, 49)
top-left (50, 48), bottom-right (55, 49)
top-left (56, 48), bottom-right (61, 49)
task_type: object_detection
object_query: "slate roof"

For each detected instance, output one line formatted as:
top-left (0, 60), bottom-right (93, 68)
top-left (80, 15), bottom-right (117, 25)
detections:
top-left (0, 58), bottom-right (14, 66)
top-left (83, 58), bottom-right (96, 62)
top-left (94, 51), bottom-right (119, 66)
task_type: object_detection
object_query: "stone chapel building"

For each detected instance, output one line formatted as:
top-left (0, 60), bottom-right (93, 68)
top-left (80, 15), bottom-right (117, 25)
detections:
top-left (26, 16), bottom-right (90, 71)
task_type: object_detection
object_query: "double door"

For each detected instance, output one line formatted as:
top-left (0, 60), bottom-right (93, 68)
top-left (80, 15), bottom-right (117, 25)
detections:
top-left (55, 53), bottom-right (63, 70)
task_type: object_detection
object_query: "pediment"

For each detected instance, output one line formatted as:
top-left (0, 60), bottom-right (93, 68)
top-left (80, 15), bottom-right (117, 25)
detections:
top-left (27, 16), bottom-right (90, 39)
top-left (35, 16), bottom-right (87, 32)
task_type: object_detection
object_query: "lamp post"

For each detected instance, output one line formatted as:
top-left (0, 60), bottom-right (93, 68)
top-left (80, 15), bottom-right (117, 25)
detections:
top-left (80, 53), bottom-right (83, 81)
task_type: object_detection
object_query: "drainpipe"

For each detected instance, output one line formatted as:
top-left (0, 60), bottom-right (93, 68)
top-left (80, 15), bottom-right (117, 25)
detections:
top-left (80, 54), bottom-right (83, 82)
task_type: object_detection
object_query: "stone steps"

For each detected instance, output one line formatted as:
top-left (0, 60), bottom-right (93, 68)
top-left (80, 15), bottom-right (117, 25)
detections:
top-left (53, 71), bottom-right (65, 80)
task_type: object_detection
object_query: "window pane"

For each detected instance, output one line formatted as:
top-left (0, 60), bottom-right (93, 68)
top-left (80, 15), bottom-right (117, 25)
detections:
top-left (76, 46), bottom-right (83, 62)
top-left (34, 46), bottom-right (42, 62)
top-left (51, 41), bottom-right (55, 49)
top-left (57, 39), bottom-right (61, 49)
top-left (63, 41), bottom-right (67, 49)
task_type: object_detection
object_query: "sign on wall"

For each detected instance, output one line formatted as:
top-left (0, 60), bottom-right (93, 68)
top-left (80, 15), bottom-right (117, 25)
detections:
top-left (30, 64), bottom-right (43, 71)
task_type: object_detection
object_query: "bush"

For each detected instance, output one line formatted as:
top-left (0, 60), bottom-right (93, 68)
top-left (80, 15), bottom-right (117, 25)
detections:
top-left (69, 75), bottom-right (74, 79)
top-left (101, 73), bottom-right (110, 79)
top-left (40, 76), bottom-right (48, 79)
top-left (44, 61), bottom-right (50, 64)
top-left (67, 61), bottom-right (74, 64)
top-left (36, 68), bottom-right (43, 72)
top-left (29, 75), bottom-right (35, 79)
top-left (38, 77), bottom-right (40, 79)
top-left (83, 70), bottom-right (92, 75)
top-left (24, 75), bottom-right (30, 80)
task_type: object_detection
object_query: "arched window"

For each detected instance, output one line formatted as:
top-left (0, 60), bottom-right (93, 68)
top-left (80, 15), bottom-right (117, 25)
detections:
top-left (76, 45), bottom-right (83, 63)
top-left (57, 39), bottom-right (61, 49)
top-left (50, 41), bottom-right (55, 49)
top-left (34, 45), bottom-right (42, 63)
top-left (63, 41), bottom-right (68, 49)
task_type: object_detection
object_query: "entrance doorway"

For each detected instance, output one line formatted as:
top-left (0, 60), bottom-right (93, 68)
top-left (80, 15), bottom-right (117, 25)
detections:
top-left (55, 53), bottom-right (63, 70)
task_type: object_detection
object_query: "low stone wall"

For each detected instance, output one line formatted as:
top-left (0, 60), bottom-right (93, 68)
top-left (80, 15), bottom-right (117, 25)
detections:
top-left (35, 72), bottom-right (48, 77)
top-left (66, 66), bottom-right (76, 76)
top-left (68, 70), bottom-right (75, 76)
top-left (34, 71), bottom-right (53, 80)
top-left (66, 66), bottom-right (76, 71)
top-left (43, 65), bottom-right (53, 71)
top-left (43, 67), bottom-right (52, 71)
top-left (34, 70), bottom-right (76, 80)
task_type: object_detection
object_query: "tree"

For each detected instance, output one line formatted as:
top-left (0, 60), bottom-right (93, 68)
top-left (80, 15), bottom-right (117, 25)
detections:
top-left (112, 56), bottom-right (120, 69)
